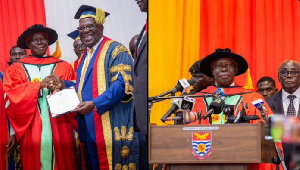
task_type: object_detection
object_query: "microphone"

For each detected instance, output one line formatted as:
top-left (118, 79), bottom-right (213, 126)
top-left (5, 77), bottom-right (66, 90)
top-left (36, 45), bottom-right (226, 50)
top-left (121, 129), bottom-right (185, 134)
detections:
top-left (174, 78), bottom-right (196, 93)
top-left (226, 113), bottom-right (260, 123)
top-left (161, 97), bottom-right (182, 123)
top-left (165, 96), bottom-right (197, 124)
top-left (165, 110), bottom-right (199, 124)
top-left (156, 78), bottom-right (196, 99)
top-left (202, 98), bottom-right (225, 120)
top-left (202, 88), bottom-right (225, 120)
top-left (251, 99), bottom-right (267, 122)
top-left (181, 96), bottom-right (195, 111)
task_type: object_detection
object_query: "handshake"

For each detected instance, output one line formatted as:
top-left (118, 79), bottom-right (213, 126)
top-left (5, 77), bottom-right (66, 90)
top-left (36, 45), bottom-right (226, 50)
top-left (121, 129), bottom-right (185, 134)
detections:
top-left (40, 74), bottom-right (65, 92)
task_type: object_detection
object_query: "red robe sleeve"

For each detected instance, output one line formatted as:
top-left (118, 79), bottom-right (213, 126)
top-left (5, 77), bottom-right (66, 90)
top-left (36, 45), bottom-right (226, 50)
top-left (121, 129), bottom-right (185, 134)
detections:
top-left (3, 64), bottom-right (40, 142)
top-left (0, 80), bottom-right (8, 170)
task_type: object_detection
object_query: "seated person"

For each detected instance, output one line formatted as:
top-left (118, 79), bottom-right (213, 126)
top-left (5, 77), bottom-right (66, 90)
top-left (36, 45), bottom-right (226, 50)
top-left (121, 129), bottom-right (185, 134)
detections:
top-left (256, 76), bottom-right (278, 98)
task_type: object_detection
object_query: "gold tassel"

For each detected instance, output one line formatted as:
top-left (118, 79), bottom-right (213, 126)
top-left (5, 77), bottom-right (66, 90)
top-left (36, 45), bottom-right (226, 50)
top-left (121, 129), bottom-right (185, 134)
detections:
top-left (243, 68), bottom-right (254, 90)
top-left (52, 40), bottom-right (61, 59)
top-left (95, 8), bottom-right (106, 25)
top-left (153, 164), bottom-right (158, 170)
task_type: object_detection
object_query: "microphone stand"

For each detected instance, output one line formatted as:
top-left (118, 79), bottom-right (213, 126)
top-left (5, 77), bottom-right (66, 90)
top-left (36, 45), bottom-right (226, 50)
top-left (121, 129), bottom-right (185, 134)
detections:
top-left (155, 94), bottom-right (213, 100)
top-left (259, 109), bottom-right (287, 170)
top-left (148, 94), bottom-right (213, 124)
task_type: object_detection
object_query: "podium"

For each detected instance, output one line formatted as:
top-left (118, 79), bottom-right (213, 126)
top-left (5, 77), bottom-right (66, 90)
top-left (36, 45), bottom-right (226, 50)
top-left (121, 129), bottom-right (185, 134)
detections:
top-left (149, 122), bottom-right (276, 170)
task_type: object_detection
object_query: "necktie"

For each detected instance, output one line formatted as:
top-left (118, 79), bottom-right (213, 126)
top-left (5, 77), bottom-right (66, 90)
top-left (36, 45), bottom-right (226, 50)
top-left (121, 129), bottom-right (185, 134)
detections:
top-left (78, 48), bottom-right (94, 102)
top-left (287, 95), bottom-right (296, 117)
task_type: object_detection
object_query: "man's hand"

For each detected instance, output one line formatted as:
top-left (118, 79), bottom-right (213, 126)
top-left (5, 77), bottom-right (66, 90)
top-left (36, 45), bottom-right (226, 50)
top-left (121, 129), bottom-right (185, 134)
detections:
top-left (50, 74), bottom-right (65, 90)
top-left (6, 134), bottom-right (16, 157)
top-left (40, 76), bottom-right (53, 89)
top-left (73, 101), bottom-right (95, 114)
top-left (44, 74), bottom-right (65, 92)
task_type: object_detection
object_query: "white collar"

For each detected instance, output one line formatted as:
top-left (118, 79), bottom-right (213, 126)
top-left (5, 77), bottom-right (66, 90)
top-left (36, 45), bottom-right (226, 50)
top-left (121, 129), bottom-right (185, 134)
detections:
top-left (87, 37), bottom-right (103, 50)
top-left (282, 87), bottom-right (300, 100)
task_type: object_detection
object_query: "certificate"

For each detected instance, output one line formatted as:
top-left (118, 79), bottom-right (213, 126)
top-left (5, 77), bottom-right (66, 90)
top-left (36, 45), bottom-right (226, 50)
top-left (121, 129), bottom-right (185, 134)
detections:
top-left (46, 86), bottom-right (80, 118)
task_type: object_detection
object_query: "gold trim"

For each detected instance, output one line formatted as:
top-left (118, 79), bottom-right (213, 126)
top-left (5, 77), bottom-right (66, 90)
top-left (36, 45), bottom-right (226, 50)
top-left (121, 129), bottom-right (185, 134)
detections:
top-left (121, 126), bottom-right (127, 140)
top-left (120, 146), bottom-right (130, 158)
top-left (114, 127), bottom-right (121, 142)
top-left (80, 14), bottom-right (96, 20)
top-left (97, 40), bottom-right (115, 170)
top-left (128, 163), bottom-right (136, 170)
top-left (112, 44), bottom-right (130, 59)
top-left (111, 72), bottom-right (132, 83)
top-left (71, 61), bottom-right (75, 69)
top-left (127, 127), bottom-right (134, 141)
top-left (122, 165), bottom-right (128, 170)
top-left (115, 163), bottom-right (122, 170)
top-left (128, 85), bottom-right (133, 92)
top-left (121, 92), bottom-right (134, 103)
top-left (110, 64), bottom-right (132, 73)
top-left (111, 74), bottom-right (118, 83)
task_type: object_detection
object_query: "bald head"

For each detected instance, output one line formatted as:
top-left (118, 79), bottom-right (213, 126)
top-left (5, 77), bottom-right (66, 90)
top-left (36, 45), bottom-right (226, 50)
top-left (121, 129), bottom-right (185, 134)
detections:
top-left (278, 60), bottom-right (300, 94)
top-left (278, 60), bottom-right (300, 72)
top-left (129, 34), bottom-right (140, 57)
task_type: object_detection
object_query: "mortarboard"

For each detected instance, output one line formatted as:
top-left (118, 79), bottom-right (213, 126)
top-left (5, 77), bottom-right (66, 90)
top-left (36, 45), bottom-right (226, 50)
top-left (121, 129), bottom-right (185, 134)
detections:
top-left (67, 30), bottom-right (80, 41)
top-left (74, 5), bottom-right (110, 25)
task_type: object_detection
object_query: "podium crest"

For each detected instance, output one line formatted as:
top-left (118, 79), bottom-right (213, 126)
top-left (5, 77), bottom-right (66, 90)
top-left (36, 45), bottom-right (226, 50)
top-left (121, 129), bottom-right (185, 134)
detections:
top-left (191, 132), bottom-right (213, 160)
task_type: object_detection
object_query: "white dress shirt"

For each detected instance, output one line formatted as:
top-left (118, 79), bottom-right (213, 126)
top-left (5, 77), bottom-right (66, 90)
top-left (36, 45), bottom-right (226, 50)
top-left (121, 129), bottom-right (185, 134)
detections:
top-left (282, 87), bottom-right (300, 117)
top-left (80, 37), bottom-right (103, 77)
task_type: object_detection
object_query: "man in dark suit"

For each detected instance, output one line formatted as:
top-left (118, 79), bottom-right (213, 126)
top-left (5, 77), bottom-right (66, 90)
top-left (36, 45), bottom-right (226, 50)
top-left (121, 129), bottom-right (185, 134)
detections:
top-left (133, 0), bottom-right (148, 136)
top-left (266, 60), bottom-right (300, 170)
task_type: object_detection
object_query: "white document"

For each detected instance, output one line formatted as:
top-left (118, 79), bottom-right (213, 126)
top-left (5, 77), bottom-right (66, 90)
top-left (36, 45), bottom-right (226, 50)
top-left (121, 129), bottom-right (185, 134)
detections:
top-left (46, 87), bottom-right (80, 118)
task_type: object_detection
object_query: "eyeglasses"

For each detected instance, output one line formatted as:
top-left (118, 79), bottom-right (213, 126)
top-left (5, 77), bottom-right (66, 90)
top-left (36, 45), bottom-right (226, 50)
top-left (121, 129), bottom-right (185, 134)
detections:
top-left (74, 44), bottom-right (86, 50)
top-left (280, 70), bottom-right (300, 77)
top-left (77, 24), bottom-right (95, 32)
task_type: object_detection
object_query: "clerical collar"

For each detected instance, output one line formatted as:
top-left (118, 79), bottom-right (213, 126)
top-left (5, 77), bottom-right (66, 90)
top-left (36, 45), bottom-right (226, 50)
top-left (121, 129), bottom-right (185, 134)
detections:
top-left (87, 37), bottom-right (103, 50)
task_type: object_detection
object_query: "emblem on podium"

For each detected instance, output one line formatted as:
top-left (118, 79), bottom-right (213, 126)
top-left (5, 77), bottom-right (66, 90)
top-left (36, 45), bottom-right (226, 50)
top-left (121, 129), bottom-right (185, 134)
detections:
top-left (191, 132), bottom-right (213, 160)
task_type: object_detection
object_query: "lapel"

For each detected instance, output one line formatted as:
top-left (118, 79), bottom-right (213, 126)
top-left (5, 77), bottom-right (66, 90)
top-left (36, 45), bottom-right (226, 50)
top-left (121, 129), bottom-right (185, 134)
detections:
top-left (134, 24), bottom-right (147, 67)
top-left (272, 90), bottom-right (284, 115)
top-left (82, 42), bottom-right (102, 87)
top-left (76, 52), bottom-right (87, 91)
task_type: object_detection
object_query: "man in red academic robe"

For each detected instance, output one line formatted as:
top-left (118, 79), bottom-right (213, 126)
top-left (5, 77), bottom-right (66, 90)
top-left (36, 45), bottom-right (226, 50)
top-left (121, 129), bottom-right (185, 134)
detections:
top-left (3, 24), bottom-right (78, 170)
top-left (190, 48), bottom-right (284, 170)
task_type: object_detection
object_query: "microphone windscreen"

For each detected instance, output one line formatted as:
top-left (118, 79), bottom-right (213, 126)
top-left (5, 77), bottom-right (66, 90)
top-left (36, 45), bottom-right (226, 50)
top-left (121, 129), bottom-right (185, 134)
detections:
top-left (183, 111), bottom-right (198, 124)
top-left (174, 78), bottom-right (196, 92)
top-left (209, 99), bottom-right (225, 114)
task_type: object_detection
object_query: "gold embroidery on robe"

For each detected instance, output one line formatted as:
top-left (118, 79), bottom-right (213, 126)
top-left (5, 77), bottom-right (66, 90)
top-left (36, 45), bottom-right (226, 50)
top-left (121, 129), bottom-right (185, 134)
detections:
top-left (128, 163), bottom-right (136, 170)
top-left (127, 127), bottom-right (134, 141)
top-left (121, 126), bottom-right (127, 140)
top-left (115, 163), bottom-right (122, 170)
top-left (112, 44), bottom-right (131, 59)
top-left (110, 64), bottom-right (131, 73)
top-left (120, 146), bottom-right (130, 158)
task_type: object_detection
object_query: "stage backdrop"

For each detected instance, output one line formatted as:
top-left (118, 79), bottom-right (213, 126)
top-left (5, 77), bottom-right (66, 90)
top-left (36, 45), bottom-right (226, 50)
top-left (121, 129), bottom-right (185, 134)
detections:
top-left (149, 0), bottom-right (300, 125)
top-left (0, 0), bottom-right (146, 72)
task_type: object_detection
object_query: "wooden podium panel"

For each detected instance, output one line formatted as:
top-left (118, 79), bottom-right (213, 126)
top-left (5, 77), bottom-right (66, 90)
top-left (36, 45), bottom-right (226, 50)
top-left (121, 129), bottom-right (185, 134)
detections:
top-left (149, 122), bottom-right (275, 164)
